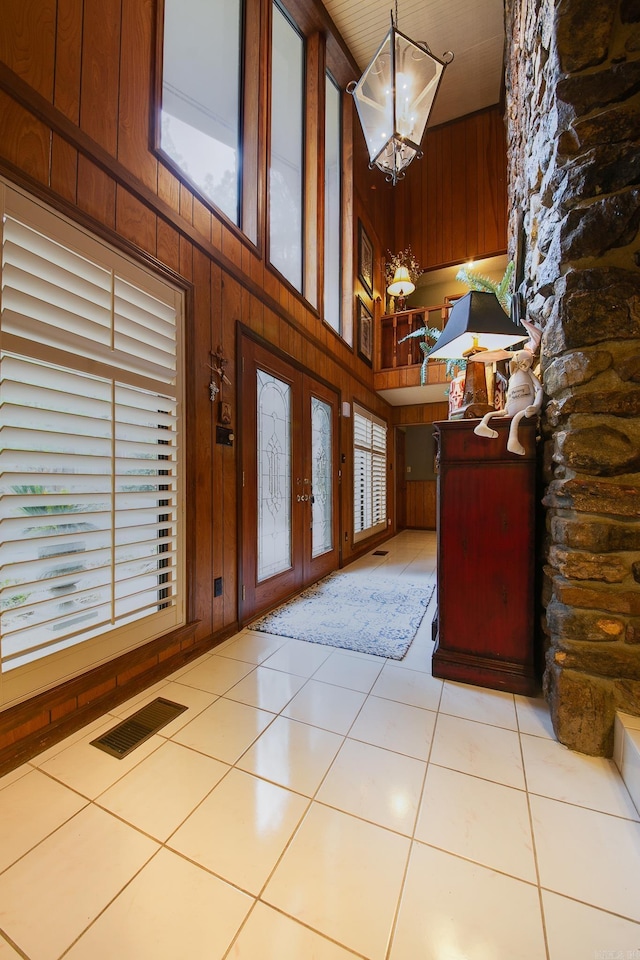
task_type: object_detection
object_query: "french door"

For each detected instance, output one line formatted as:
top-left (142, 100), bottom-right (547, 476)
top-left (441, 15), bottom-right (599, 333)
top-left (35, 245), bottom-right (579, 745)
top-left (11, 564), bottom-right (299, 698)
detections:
top-left (239, 337), bottom-right (340, 622)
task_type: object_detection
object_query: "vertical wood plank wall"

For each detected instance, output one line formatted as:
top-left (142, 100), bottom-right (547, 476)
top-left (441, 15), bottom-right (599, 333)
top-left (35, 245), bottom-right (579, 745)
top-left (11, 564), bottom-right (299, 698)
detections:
top-left (393, 107), bottom-right (508, 269)
top-left (394, 402), bottom-right (448, 531)
top-left (0, 0), bottom-right (506, 766)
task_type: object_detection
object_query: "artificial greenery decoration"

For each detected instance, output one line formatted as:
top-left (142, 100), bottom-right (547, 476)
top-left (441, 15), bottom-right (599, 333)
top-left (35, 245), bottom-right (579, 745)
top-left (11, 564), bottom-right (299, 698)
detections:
top-left (397, 326), bottom-right (466, 385)
top-left (454, 260), bottom-right (514, 316)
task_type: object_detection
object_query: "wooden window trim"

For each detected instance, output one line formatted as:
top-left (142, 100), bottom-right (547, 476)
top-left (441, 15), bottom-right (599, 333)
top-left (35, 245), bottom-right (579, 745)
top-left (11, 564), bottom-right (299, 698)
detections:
top-left (152, 0), bottom-right (262, 250)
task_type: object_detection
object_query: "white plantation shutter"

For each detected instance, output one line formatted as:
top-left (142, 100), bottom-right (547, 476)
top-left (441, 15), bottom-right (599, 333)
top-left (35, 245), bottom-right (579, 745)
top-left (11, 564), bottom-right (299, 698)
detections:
top-left (0, 182), bottom-right (184, 701)
top-left (353, 405), bottom-right (387, 542)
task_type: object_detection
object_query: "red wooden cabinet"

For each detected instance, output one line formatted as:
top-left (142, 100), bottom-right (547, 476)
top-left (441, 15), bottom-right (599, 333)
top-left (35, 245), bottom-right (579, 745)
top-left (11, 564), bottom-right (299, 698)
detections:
top-left (431, 418), bottom-right (538, 695)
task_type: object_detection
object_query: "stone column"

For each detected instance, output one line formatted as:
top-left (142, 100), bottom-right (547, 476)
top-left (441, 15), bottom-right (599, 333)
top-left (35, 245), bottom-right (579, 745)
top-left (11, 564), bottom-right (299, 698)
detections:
top-left (505, 0), bottom-right (640, 754)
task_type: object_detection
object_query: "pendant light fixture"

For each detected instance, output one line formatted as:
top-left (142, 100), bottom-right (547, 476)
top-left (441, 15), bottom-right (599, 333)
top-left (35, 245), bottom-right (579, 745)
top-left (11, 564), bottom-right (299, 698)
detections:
top-left (348, 4), bottom-right (453, 185)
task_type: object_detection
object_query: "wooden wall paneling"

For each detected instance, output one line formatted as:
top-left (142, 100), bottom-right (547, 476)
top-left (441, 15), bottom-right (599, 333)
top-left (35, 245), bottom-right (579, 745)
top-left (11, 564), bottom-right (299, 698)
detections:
top-left (433, 129), bottom-right (443, 266)
top-left (211, 260), bottom-right (225, 633)
top-left (465, 114), bottom-right (479, 259)
top-left (222, 228), bottom-right (243, 271)
top-left (179, 234), bottom-right (193, 282)
top-left (115, 185), bottom-right (157, 256)
top-left (427, 134), bottom-right (438, 269)
top-left (241, 245), bottom-right (254, 286)
top-left (340, 95), bottom-right (354, 345)
top-left (475, 116), bottom-right (489, 254)
top-left (77, 154), bottom-right (116, 228)
top-left (391, 401), bottom-right (448, 426)
top-left (193, 197), bottom-right (212, 245)
top-left (450, 121), bottom-right (468, 263)
top-left (245, 287), bottom-right (265, 340)
top-left (396, 427), bottom-right (406, 529)
top-left (0, 93), bottom-right (50, 185)
top-left (475, 109), bottom-right (507, 257)
top-left (179, 183), bottom-right (193, 224)
top-left (262, 267), bottom-right (280, 309)
top-left (220, 270), bottom-right (239, 627)
top-left (53, 0), bottom-right (83, 122)
top-left (405, 480), bottom-right (436, 529)
top-left (249, 246), bottom-right (265, 290)
top-left (118, 0), bottom-right (157, 190)
top-left (191, 247), bottom-right (215, 641)
top-left (262, 306), bottom-right (280, 348)
top-left (209, 209), bottom-right (222, 250)
top-left (441, 125), bottom-right (454, 263)
top-left (397, 108), bottom-right (508, 271)
top-left (156, 216), bottom-right (181, 274)
top-left (79, 0), bottom-right (121, 155)
top-left (493, 109), bottom-right (507, 245)
top-left (0, 0), bottom-right (56, 100)
top-left (50, 134), bottom-right (78, 203)
top-left (157, 163), bottom-right (180, 214)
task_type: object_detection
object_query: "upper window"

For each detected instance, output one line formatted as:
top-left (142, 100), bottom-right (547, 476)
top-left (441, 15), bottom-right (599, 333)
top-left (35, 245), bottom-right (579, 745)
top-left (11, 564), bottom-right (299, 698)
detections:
top-left (0, 182), bottom-right (185, 708)
top-left (353, 405), bottom-right (387, 542)
top-left (324, 73), bottom-right (342, 333)
top-left (160, 0), bottom-right (243, 226)
top-left (269, 2), bottom-right (304, 291)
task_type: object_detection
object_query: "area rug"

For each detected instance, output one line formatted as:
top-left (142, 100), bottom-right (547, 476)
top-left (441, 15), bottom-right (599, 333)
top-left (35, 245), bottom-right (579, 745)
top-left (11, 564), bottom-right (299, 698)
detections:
top-left (249, 572), bottom-right (435, 659)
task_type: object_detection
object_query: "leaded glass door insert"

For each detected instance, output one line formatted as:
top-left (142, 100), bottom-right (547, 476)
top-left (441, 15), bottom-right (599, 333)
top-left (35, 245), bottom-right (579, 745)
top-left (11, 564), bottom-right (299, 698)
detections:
top-left (240, 337), bottom-right (339, 622)
top-left (257, 370), bottom-right (292, 581)
top-left (311, 396), bottom-right (332, 559)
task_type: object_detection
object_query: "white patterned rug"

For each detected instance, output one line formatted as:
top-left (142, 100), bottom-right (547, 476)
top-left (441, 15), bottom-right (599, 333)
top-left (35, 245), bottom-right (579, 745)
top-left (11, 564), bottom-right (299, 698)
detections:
top-left (249, 572), bottom-right (435, 659)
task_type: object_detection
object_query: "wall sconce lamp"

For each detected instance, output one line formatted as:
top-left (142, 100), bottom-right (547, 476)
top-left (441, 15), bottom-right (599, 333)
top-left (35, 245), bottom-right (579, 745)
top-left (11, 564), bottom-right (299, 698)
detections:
top-left (426, 291), bottom-right (526, 419)
top-left (347, 10), bottom-right (453, 185)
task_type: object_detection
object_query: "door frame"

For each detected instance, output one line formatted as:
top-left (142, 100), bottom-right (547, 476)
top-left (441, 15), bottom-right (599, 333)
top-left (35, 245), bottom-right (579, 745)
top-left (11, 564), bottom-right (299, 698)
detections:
top-left (237, 329), bottom-right (340, 624)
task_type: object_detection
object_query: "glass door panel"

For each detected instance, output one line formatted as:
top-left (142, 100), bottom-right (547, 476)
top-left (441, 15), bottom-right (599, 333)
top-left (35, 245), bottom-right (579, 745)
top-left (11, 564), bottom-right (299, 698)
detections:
top-left (301, 376), bottom-right (339, 586)
top-left (257, 370), bottom-right (292, 581)
top-left (311, 396), bottom-right (333, 559)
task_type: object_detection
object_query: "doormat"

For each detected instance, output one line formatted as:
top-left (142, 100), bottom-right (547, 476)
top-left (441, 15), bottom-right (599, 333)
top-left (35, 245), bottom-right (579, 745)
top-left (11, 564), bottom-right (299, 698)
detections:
top-left (250, 571), bottom-right (435, 659)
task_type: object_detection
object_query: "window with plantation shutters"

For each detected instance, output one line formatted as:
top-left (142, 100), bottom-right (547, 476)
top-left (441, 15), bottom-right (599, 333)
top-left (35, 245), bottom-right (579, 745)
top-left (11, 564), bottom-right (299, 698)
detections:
top-left (0, 182), bottom-right (184, 707)
top-left (353, 405), bottom-right (387, 542)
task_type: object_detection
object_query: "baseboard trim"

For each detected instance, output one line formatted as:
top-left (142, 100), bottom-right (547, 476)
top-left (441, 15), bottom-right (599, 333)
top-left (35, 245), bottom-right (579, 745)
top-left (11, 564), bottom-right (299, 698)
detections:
top-left (0, 620), bottom-right (239, 777)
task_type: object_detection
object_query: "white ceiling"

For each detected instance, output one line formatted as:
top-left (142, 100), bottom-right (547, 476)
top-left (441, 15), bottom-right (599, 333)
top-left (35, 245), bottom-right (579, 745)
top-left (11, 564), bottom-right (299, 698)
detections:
top-left (324, 0), bottom-right (506, 126)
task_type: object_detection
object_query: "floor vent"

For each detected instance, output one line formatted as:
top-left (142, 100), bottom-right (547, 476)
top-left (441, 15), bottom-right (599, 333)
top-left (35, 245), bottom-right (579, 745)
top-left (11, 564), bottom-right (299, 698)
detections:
top-left (372, 550), bottom-right (389, 556)
top-left (91, 698), bottom-right (187, 759)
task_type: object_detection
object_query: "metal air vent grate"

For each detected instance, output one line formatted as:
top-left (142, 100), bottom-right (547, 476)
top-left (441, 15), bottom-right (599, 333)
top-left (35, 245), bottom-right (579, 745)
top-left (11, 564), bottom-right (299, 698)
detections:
top-left (372, 550), bottom-right (389, 556)
top-left (91, 697), bottom-right (187, 759)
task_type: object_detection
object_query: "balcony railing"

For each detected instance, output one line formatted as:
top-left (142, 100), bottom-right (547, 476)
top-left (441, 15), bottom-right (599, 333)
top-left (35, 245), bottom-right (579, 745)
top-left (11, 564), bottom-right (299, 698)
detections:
top-left (374, 303), bottom-right (454, 391)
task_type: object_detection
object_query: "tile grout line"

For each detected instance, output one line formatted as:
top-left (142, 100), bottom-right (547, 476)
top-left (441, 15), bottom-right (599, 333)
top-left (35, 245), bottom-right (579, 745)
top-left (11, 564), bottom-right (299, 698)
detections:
top-left (383, 654), bottom-right (445, 960)
top-left (517, 702), bottom-right (552, 960)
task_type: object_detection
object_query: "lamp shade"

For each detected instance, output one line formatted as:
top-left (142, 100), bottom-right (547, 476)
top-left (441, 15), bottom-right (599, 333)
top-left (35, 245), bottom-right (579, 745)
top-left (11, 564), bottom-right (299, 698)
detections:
top-left (387, 265), bottom-right (416, 298)
top-left (348, 18), bottom-right (452, 185)
top-left (427, 291), bottom-right (526, 359)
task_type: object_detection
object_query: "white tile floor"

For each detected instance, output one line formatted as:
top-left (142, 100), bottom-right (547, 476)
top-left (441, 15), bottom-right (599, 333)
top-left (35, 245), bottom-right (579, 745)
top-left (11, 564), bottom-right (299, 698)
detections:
top-left (1, 530), bottom-right (639, 960)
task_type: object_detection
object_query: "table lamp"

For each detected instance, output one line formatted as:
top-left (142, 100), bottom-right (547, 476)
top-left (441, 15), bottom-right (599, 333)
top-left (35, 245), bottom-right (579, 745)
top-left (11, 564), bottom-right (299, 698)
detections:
top-left (426, 291), bottom-right (526, 419)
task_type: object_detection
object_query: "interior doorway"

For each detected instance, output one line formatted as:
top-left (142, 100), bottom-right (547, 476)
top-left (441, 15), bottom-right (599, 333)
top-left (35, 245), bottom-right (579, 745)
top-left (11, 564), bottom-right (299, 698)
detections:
top-left (395, 423), bottom-right (437, 530)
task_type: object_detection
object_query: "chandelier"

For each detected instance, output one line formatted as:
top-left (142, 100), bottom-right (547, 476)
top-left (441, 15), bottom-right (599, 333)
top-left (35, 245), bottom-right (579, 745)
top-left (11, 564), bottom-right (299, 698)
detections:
top-left (348, 8), bottom-right (453, 185)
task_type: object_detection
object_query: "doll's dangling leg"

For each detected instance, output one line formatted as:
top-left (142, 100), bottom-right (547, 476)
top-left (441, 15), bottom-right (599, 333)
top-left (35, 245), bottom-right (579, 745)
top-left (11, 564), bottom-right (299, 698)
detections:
top-left (474, 410), bottom-right (505, 439)
top-left (506, 410), bottom-right (526, 456)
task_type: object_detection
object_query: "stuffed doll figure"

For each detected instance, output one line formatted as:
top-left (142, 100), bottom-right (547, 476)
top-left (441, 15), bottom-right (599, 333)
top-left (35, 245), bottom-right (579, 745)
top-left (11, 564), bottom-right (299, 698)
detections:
top-left (472, 320), bottom-right (543, 456)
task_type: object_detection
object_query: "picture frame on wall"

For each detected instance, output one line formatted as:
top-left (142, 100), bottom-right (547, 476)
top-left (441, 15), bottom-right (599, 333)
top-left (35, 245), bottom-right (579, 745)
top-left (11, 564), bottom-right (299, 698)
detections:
top-left (357, 296), bottom-right (373, 366)
top-left (358, 220), bottom-right (373, 297)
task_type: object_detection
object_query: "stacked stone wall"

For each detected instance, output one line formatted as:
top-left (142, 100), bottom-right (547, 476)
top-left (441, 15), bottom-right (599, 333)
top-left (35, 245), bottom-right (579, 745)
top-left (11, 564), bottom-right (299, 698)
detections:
top-left (505, 0), bottom-right (640, 754)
